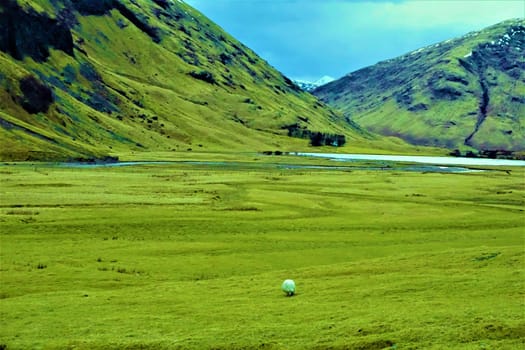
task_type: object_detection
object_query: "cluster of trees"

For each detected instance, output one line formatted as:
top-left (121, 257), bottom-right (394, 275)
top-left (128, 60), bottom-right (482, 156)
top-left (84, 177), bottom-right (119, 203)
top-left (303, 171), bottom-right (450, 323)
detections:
top-left (450, 149), bottom-right (519, 160)
top-left (284, 123), bottom-right (346, 147)
top-left (309, 132), bottom-right (346, 147)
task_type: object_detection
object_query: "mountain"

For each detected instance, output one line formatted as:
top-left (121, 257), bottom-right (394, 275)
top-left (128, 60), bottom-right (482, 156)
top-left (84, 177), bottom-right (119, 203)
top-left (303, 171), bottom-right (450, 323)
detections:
top-left (313, 19), bottom-right (525, 156)
top-left (294, 76), bottom-right (335, 92)
top-left (0, 0), bottom-right (365, 161)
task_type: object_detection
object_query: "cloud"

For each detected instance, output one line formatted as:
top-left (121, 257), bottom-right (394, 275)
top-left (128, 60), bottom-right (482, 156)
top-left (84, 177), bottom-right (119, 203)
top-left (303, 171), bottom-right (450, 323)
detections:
top-left (185, 0), bottom-right (524, 80)
top-left (362, 0), bottom-right (524, 29)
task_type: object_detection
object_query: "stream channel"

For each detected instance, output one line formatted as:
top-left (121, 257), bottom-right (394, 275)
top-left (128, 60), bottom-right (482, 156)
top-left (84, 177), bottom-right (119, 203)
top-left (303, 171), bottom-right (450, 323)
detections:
top-left (54, 152), bottom-right (525, 173)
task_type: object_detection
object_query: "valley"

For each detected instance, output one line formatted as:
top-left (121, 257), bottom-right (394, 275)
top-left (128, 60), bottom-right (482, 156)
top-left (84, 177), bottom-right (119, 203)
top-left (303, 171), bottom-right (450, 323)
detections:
top-left (1, 156), bottom-right (524, 349)
top-left (0, 1), bottom-right (523, 349)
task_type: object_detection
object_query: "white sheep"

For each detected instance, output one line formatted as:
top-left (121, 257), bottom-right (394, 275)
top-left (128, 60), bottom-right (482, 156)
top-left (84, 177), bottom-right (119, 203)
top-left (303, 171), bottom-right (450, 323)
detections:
top-left (281, 279), bottom-right (296, 296)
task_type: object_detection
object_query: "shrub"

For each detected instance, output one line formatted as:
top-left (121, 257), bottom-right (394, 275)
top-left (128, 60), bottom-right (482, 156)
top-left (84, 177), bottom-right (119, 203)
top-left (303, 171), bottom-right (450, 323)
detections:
top-left (189, 70), bottom-right (216, 84)
top-left (71, 0), bottom-right (115, 15)
top-left (152, 0), bottom-right (170, 9)
top-left (79, 62), bottom-right (102, 82)
top-left (84, 91), bottom-right (119, 113)
top-left (219, 52), bottom-right (233, 65)
top-left (19, 76), bottom-right (54, 114)
top-left (282, 75), bottom-right (301, 92)
top-left (113, 1), bottom-right (162, 43)
top-left (62, 64), bottom-right (77, 85)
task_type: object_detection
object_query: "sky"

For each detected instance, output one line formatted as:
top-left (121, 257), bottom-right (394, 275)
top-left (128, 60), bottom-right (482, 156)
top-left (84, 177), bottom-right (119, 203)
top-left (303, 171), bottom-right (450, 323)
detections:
top-left (184, 0), bottom-right (524, 82)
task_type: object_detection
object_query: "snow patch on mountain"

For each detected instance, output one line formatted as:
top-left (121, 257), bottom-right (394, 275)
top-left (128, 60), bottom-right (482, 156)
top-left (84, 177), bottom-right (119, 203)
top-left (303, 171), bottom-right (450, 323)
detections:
top-left (293, 76), bottom-right (335, 91)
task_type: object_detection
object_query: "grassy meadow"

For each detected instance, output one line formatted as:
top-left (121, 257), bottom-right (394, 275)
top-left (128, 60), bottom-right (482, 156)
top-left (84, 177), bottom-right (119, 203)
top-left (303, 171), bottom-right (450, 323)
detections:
top-left (0, 155), bottom-right (524, 349)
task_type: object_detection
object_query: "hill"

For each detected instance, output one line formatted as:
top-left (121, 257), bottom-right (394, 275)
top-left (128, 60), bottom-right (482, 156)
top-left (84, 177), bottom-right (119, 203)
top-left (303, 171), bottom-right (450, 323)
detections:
top-left (0, 0), bottom-right (367, 161)
top-left (313, 19), bottom-right (525, 157)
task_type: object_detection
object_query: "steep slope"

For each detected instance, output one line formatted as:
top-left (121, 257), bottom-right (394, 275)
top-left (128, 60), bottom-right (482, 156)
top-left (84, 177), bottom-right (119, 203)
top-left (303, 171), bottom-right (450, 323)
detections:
top-left (0, 0), bottom-right (365, 161)
top-left (314, 19), bottom-right (525, 156)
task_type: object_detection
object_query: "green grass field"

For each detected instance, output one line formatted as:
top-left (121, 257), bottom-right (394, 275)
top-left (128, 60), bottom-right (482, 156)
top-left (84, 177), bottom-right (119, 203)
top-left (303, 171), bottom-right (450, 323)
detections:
top-left (0, 155), bottom-right (524, 349)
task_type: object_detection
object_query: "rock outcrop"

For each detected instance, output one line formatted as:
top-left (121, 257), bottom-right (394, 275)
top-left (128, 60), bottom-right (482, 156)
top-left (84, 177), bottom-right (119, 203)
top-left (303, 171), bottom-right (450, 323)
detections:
top-left (0, 1), bottom-right (74, 62)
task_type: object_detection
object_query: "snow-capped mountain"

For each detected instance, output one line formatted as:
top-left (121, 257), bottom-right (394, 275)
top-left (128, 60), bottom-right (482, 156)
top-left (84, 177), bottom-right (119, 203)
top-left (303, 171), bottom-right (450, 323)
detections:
top-left (293, 76), bottom-right (335, 92)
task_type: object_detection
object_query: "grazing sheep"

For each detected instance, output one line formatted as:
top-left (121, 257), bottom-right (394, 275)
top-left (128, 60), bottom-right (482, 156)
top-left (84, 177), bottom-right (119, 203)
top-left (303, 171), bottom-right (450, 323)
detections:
top-left (281, 279), bottom-right (296, 296)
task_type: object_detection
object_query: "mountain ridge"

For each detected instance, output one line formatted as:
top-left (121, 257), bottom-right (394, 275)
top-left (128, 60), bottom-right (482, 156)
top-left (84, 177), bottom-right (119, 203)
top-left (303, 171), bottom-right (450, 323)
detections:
top-left (313, 19), bottom-right (525, 156)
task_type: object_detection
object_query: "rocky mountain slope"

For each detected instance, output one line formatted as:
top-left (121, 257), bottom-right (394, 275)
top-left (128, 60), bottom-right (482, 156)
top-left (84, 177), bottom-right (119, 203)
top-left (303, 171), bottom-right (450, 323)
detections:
top-left (0, 0), bottom-right (366, 161)
top-left (313, 19), bottom-right (525, 156)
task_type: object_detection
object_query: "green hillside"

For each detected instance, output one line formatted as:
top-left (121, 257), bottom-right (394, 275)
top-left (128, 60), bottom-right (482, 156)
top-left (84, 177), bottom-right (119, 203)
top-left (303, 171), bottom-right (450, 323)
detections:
top-left (0, 0), bottom-right (373, 161)
top-left (313, 19), bottom-right (525, 157)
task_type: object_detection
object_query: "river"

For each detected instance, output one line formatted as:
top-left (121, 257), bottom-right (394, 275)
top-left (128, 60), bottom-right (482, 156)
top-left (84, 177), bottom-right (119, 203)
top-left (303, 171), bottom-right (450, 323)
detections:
top-left (294, 152), bottom-right (525, 167)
